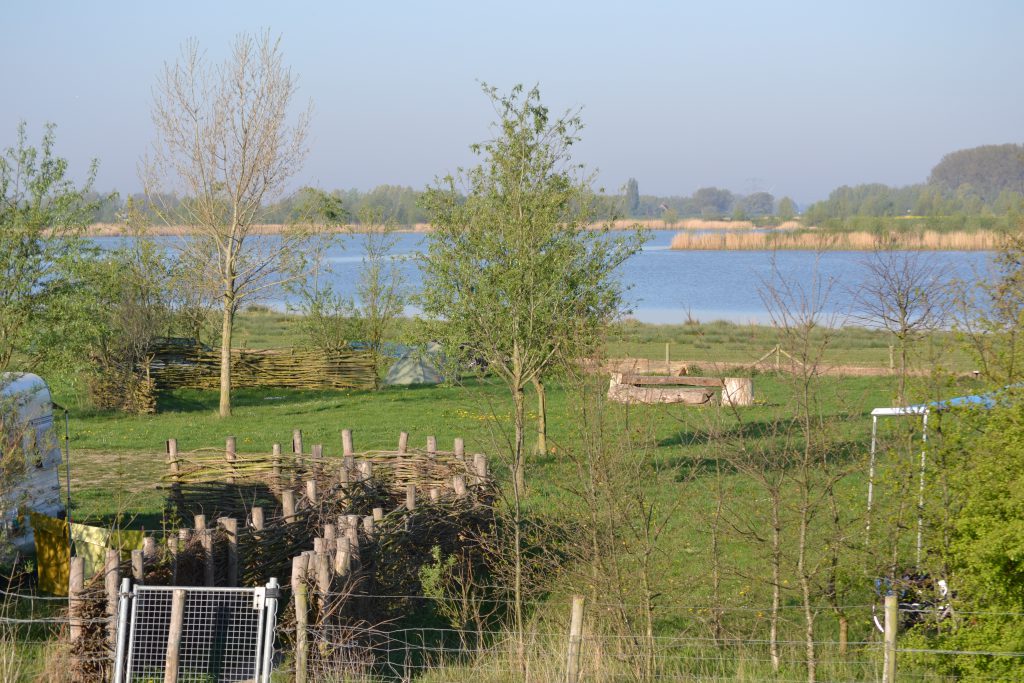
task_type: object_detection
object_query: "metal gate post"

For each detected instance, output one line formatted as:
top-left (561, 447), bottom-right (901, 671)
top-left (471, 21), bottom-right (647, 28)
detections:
top-left (261, 577), bottom-right (280, 683)
top-left (111, 578), bottom-right (132, 683)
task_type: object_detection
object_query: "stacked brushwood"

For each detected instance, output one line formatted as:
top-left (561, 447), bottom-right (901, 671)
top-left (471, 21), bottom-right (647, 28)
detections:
top-left (150, 344), bottom-right (376, 391)
top-left (88, 356), bottom-right (157, 414)
top-left (67, 431), bottom-right (501, 680)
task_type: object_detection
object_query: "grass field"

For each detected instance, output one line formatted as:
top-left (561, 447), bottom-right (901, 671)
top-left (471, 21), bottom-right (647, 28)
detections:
top-left (20, 312), bottom-right (983, 680)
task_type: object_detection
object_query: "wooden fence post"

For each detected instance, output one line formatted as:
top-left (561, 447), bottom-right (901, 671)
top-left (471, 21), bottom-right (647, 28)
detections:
top-left (282, 490), bottom-right (296, 523)
top-left (131, 549), bottom-right (145, 583)
top-left (565, 595), bottom-right (585, 683)
top-left (426, 435), bottom-right (437, 455)
top-left (406, 484), bottom-right (416, 511)
top-left (292, 429), bottom-right (303, 457)
top-left (429, 488), bottom-right (440, 502)
top-left (334, 537), bottom-right (351, 577)
top-left (166, 438), bottom-right (181, 510)
top-left (251, 506), bottom-right (265, 531)
top-left (342, 429), bottom-right (354, 457)
top-left (225, 436), bottom-right (237, 485)
top-left (219, 517), bottom-right (238, 587)
top-left (454, 437), bottom-right (465, 459)
top-left (68, 556), bottom-right (84, 646)
top-left (358, 461), bottom-right (372, 481)
top-left (272, 443), bottom-right (283, 489)
top-left (473, 453), bottom-right (488, 485)
top-left (292, 556), bottom-right (309, 683)
top-left (165, 589), bottom-right (186, 683)
top-left (105, 549), bottom-right (120, 647)
top-left (306, 478), bottom-right (318, 504)
top-left (398, 431), bottom-right (408, 454)
top-left (453, 475), bottom-right (467, 498)
top-left (197, 528), bottom-right (214, 587)
top-left (883, 593), bottom-right (898, 683)
top-left (142, 536), bottom-right (157, 562)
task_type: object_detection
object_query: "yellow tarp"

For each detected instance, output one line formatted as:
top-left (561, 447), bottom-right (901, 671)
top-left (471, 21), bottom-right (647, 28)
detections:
top-left (29, 513), bottom-right (145, 596)
top-left (29, 512), bottom-right (69, 596)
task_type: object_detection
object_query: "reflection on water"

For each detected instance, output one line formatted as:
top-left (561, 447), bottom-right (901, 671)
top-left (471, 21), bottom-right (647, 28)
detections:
top-left (92, 231), bottom-right (992, 325)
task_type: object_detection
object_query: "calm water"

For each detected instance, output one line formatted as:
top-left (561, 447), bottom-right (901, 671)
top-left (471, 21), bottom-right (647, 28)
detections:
top-left (95, 231), bottom-right (992, 325)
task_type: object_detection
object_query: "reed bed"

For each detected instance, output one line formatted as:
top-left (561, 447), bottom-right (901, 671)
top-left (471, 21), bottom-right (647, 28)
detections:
top-left (669, 229), bottom-right (1001, 251)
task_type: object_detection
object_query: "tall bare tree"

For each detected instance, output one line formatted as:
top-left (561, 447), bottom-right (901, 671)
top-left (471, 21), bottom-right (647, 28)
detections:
top-left (144, 31), bottom-right (313, 417)
top-left (853, 249), bottom-right (947, 406)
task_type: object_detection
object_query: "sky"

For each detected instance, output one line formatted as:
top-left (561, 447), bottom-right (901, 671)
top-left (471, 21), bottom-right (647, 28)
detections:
top-left (2, 1), bottom-right (1021, 205)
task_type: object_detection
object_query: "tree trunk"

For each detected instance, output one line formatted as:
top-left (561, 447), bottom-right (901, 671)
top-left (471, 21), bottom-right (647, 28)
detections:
top-left (218, 298), bottom-right (234, 418)
top-left (511, 382), bottom-right (526, 668)
top-left (513, 383), bottom-right (526, 495)
top-left (770, 493), bottom-right (781, 672)
top-left (533, 377), bottom-right (547, 456)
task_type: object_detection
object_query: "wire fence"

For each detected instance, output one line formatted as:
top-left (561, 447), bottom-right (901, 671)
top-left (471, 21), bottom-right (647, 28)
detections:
top-left (3, 587), bottom-right (1023, 682)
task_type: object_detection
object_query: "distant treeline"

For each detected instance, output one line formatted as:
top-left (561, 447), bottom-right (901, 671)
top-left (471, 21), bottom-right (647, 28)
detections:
top-left (87, 143), bottom-right (1024, 228)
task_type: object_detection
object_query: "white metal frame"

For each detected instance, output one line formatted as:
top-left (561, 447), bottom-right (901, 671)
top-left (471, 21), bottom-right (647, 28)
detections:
top-left (112, 578), bottom-right (280, 683)
top-left (865, 406), bottom-right (930, 568)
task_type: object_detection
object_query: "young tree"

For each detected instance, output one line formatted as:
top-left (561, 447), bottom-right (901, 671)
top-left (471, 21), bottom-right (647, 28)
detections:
top-left (854, 249), bottom-right (947, 406)
top-left (955, 230), bottom-right (1024, 385)
top-left (777, 196), bottom-right (796, 221)
top-left (144, 31), bottom-right (315, 417)
top-left (419, 83), bottom-right (642, 491)
top-left (0, 123), bottom-right (98, 374)
top-left (354, 208), bottom-right (406, 387)
top-left (625, 177), bottom-right (640, 216)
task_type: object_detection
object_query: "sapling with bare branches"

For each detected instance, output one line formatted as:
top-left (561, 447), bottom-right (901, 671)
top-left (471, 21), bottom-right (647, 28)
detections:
top-left (144, 31), bottom-right (322, 417)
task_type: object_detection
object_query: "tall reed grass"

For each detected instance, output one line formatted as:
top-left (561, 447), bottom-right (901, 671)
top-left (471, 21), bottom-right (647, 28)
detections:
top-left (669, 229), bottom-right (1000, 251)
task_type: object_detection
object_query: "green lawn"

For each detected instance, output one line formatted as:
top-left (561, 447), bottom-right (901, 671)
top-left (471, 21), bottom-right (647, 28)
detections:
top-left (32, 314), bottom-right (984, 680)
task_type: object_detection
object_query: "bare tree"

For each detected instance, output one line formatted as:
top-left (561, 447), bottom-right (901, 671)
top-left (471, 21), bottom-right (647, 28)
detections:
top-left (760, 254), bottom-right (846, 683)
top-left (853, 249), bottom-right (947, 405)
top-left (144, 31), bottom-right (314, 417)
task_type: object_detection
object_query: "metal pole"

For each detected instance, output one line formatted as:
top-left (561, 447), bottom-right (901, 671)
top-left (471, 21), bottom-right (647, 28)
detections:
top-left (866, 414), bottom-right (878, 544)
top-left (112, 577), bottom-right (132, 683)
top-left (261, 578), bottom-right (280, 683)
top-left (62, 407), bottom-right (73, 549)
top-left (916, 412), bottom-right (929, 568)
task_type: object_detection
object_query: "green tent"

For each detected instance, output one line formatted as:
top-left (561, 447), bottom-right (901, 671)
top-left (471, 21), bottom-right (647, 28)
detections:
top-left (384, 343), bottom-right (445, 386)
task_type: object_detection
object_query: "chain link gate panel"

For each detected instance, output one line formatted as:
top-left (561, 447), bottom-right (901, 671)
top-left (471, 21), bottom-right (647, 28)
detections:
top-left (112, 578), bottom-right (280, 683)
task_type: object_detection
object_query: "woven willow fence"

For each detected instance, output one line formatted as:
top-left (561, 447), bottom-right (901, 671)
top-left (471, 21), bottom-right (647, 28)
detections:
top-left (66, 429), bottom-right (496, 680)
top-left (151, 347), bottom-right (377, 391)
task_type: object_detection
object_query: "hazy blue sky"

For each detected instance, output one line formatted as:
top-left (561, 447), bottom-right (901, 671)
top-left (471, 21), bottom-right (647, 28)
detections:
top-left (2, 1), bottom-right (1021, 204)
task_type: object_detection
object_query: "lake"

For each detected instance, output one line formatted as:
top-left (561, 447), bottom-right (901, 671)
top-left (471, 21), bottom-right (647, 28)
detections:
top-left (95, 231), bottom-right (993, 325)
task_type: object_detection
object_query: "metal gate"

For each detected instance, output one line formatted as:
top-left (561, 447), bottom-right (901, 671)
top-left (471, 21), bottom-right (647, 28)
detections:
top-left (112, 578), bottom-right (280, 683)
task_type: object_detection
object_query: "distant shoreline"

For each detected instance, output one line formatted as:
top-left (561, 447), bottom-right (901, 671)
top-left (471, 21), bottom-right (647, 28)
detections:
top-left (82, 218), bottom-right (801, 237)
top-left (669, 228), bottom-right (1000, 251)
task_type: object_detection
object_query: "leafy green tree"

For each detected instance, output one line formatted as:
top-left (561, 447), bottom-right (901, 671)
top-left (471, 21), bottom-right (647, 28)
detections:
top-left (625, 177), bottom-right (640, 216)
top-left (419, 83), bottom-right (642, 489)
top-left (908, 398), bottom-right (1024, 681)
top-left (777, 196), bottom-right (796, 221)
top-left (0, 122), bottom-right (99, 374)
top-left (928, 143), bottom-right (1024, 204)
top-left (419, 84), bottom-right (642, 643)
top-left (955, 231), bottom-right (1024, 385)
